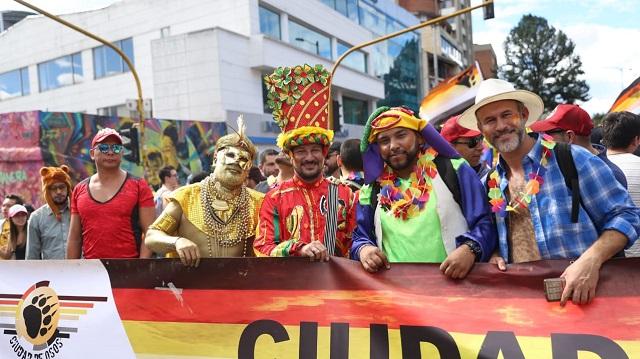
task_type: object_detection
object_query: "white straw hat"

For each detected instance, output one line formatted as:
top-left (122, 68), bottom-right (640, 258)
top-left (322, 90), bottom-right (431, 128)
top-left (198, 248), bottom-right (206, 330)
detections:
top-left (458, 79), bottom-right (544, 131)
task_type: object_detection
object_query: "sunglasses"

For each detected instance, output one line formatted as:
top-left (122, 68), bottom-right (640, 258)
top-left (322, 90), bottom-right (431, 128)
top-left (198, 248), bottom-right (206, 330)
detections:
top-left (453, 135), bottom-right (484, 149)
top-left (94, 143), bottom-right (123, 154)
top-left (545, 129), bottom-right (567, 135)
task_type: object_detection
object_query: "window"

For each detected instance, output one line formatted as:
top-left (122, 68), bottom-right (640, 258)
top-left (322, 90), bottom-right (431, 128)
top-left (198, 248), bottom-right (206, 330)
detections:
top-left (358, 1), bottom-right (386, 36)
top-left (343, 96), bottom-right (368, 125)
top-left (261, 72), bottom-right (271, 114)
top-left (97, 104), bottom-right (129, 117)
top-left (321, 0), bottom-right (358, 22)
top-left (288, 20), bottom-right (332, 59)
top-left (337, 42), bottom-right (367, 73)
top-left (441, 36), bottom-right (463, 67)
top-left (328, 0), bottom-right (421, 111)
top-left (259, 6), bottom-right (280, 40)
top-left (93, 38), bottom-right (134, 79)
top-left (0, 67), bottom-right (29, 100)
top-left (160, 26), bottom-right (171, 38)
top-left (38, 53), bottom-right (83, 92)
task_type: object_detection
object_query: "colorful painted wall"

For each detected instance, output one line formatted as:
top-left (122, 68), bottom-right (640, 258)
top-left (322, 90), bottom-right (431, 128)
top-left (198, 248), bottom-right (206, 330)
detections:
top-left (0, 111), bottom-right (227, 208)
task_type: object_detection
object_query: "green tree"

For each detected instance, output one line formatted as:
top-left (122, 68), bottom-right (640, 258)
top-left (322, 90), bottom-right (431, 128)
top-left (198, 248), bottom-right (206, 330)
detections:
top-left (500, 15), bottom-right (590, 111)
top-left (591, 112), bottom-right (606, 127)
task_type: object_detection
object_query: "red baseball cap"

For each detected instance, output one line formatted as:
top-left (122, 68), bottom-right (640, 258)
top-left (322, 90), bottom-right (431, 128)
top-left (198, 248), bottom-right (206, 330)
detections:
top-left (441, 115), bottom-right (482, 142)
top-left (91, 128), bottom-right (123, 147)
top-left (529, 104), bottom-right (593, 136)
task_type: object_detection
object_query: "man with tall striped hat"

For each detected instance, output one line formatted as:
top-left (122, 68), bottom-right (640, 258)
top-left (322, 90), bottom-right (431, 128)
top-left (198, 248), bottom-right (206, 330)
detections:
top-left (254, 64), bottom-right (356, 259)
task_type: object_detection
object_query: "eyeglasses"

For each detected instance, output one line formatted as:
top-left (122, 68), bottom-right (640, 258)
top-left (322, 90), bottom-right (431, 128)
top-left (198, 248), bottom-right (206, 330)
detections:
top-left (453, 135), bottom-right (484, 149)
top-left (94, 143), bottom-right (123, 154)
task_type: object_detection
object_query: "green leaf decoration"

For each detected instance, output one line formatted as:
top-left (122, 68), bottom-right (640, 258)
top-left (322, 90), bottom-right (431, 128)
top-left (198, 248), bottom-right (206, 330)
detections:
top-left (489, 188), bottom-right (502, 199)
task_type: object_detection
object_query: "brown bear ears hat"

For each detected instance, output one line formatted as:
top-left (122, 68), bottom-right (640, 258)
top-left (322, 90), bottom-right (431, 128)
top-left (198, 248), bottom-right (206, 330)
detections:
top-left (40, 165), bottom-right (72, 221)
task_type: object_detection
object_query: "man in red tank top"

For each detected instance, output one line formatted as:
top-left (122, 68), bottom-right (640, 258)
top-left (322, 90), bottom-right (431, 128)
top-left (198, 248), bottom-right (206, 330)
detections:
top-left (67, 128), bottom-right (155, 259)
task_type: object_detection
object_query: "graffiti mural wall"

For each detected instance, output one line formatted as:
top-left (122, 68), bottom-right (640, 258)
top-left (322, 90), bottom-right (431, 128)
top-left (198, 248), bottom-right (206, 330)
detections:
top-left (0, 112), bottom-right (43, 206)
top-left (0, 111), bottom-right (226, 208)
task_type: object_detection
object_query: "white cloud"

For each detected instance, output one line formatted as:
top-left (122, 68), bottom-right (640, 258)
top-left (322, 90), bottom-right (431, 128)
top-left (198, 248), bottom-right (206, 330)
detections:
top-left (472, 2), bottom-right (640, 116)
top-left (562, 23), bottom-right (640, 114)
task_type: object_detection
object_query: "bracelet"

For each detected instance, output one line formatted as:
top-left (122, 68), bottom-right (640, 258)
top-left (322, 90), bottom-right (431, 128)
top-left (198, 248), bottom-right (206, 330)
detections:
top-left (174, 237), bottom-right (181, 248)
top-left (463, 240), bottom-right (482, 262)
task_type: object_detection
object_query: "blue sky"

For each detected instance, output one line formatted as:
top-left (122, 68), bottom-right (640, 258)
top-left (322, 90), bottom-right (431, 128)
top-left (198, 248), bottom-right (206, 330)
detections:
top-left (2, 0), bottom-right (638, 115)
top-left (471, 0), bottom-right (640, 115)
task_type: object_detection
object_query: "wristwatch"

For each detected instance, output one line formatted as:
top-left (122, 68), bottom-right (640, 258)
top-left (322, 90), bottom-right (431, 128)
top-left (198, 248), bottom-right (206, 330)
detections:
top-left (463, 240), bottom-right (482, 262)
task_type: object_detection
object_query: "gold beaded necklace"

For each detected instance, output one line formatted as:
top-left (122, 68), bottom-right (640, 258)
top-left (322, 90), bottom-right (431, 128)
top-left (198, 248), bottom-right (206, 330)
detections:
top-left (200, 175), bottom-right (252, 256)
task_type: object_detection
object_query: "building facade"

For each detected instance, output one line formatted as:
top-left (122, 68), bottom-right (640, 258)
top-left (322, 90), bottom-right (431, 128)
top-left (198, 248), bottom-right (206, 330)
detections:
top-left (0, 0), bottom-right (421, 149)
top-left (473, 43), bottom-right (497, 79)
top-left (398, 0), bottom-right (474, 92)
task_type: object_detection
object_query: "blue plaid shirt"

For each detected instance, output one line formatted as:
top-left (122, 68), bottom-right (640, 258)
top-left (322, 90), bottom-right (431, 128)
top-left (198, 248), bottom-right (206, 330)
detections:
top-left (493, 135), bottom-right (640, 261)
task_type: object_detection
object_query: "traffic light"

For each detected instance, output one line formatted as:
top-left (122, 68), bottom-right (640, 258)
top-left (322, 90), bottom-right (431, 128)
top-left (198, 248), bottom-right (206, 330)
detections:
top-left (120, 126), bottom-right (140, 164)
top-left (483, 1), bottom-right (495, 20)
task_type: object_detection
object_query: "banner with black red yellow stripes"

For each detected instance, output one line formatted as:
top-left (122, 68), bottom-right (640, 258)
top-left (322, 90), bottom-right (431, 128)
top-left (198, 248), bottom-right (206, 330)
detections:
top-left (108, 257), bottom-right (639, 358)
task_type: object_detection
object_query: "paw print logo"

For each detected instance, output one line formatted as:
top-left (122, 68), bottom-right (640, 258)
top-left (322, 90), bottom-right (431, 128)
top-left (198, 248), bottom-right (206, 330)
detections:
top-left (15, 283), bottom-right (61, 346)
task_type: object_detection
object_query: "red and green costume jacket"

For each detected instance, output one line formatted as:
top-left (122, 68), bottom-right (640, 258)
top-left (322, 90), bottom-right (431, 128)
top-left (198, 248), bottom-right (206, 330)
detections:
top-left (253, 176), bottom-right (356, 257)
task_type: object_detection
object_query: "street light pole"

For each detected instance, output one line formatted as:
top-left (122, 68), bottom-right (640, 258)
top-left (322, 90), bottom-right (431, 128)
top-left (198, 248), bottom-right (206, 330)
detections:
top-left (13, 0), bottom-right (148, 172)
top-left (328, 0), bottom-right (495, 130)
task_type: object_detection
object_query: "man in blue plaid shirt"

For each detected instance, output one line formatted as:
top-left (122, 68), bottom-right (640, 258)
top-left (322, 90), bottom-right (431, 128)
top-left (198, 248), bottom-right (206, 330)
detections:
top-left (458, 79), bottom-right (640, 306)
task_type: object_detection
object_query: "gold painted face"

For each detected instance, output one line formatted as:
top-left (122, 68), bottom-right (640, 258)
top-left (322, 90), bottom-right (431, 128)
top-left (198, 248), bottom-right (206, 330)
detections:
top-left (213, 146), bottom-right (252, 188)
top-left (217, 146), bottom-right (252, 170)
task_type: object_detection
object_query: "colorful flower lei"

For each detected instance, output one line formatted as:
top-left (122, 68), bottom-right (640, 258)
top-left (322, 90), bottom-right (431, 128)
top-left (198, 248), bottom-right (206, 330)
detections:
top-left (378, 147), bottom-right (438, 220)
top-left (487, 134), bottom-right (556, 216)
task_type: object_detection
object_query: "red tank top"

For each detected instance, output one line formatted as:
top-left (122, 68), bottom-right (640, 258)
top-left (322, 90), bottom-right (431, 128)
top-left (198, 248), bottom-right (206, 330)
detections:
top-left (71, 174), bottom-right (154, 259)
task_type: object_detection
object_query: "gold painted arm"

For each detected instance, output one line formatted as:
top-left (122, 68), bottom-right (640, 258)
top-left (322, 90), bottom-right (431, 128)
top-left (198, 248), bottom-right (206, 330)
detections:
top-left (145, 201), bottom-right (183, 255)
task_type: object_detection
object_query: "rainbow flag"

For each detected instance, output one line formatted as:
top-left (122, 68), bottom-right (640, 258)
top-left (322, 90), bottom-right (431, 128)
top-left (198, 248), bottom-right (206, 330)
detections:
top-left (609, 75), bottom-right (640, 114)
top-left (106, 257), bottom-right (640, 358)
top-left (419, 62), bottom-right (483, 124)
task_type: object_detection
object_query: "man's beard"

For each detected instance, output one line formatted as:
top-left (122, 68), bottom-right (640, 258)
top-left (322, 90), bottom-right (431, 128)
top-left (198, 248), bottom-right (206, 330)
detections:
top-left (490, 127), bottom-right (524, 153)
top-left (52, 196), bottom-right (68, 205)
top-left (295, 159), bottom-right (322, 182)
top-left (384, 145), bottom-right (420, 172)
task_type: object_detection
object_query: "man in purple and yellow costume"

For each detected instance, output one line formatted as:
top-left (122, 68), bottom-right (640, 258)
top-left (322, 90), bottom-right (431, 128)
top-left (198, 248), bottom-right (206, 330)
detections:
top-left (253, 64), bottom-right (357, 260)
top-left (351, 106), bottom-right (497, 278)
top-left (146, 118), bottom-right (264, 266)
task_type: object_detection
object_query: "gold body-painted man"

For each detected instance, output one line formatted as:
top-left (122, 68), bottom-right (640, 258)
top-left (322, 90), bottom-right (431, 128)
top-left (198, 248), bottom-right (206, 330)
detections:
top-left (146, 118), bottom-right (264, 266)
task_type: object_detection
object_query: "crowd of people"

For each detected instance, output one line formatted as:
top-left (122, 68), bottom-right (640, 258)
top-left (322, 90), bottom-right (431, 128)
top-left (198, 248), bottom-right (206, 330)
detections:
top-left (1, 65), bottom-right (639, 307)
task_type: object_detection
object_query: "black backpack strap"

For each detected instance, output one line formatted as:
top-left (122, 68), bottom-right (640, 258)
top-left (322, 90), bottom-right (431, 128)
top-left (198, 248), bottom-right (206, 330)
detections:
top-left (553, 142), bottom-right (580, 223)
top-left (434, 156), bottom-right (462, 208)
top-left (370, 181), bottom-right (380, 211)
top-left (485, 168), bottom-right (495, 194)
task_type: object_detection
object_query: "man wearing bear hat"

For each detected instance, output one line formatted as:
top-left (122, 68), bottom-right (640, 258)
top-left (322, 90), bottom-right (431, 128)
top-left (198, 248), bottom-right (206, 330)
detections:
top-left (458, 78), bottom-right (640, 305)
top-left (253, 64), bottom-right (357, 259)
top-left (26, 166), bottom-right (73, 259)
top-left (351, 106), bottom-right (496, 279)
